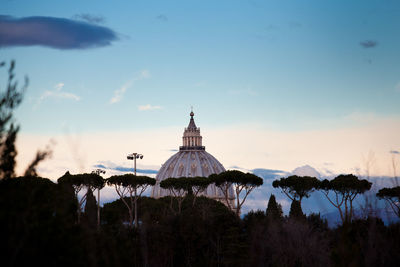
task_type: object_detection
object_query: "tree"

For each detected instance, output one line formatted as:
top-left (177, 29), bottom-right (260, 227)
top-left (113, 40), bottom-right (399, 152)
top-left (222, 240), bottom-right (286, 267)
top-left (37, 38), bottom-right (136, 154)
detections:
top-left (289, 199), bottom-right (305, 220)
top-left (0, 60), bottom-right (51, 179)
top-left (107, 174), bottom-right (155, 228)
top-left (318, 174), bottom-right (372, 224)
top-left (160, 177), bottom-right (190, 213)
top-left (211, 170), bottom-right (263, 216)
top-left (83, 187), bottom-right (97, 227)
top-left (58, 172), bottom-right (104, 224)
top-left (377, 186), bottom-right (400, 218)
top-left (188, 176), bottom-right (211, 206)
top-left (272, 175), bottom-right (320, 205)
top-left (0, 60), bottom-right (27, 179)
top-left (24, 145), bottom-right (53, 177)
top-left (266, 194), bottom-right (283, 221)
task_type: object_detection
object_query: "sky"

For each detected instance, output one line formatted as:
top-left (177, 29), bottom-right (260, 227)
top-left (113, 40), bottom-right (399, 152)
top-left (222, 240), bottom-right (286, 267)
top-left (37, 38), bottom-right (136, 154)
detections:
top-left (1, 0), bottom-right (400, 191)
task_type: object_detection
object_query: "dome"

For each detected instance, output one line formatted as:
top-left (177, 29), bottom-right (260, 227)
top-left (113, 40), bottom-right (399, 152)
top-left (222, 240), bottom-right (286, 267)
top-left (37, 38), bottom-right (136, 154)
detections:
top-left (151, 111), bottom-right (235, 207)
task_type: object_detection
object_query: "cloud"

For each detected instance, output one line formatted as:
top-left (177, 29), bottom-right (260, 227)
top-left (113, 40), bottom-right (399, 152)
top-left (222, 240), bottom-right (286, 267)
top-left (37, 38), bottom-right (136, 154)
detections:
top-left (110, 70), bottom-right (150, 104)
top-left (360, 40), bottom-right (378, 48)
top-left (110, 80), bottom-right (132, 104)
top-left (0, 15), bottom-right (118, 49)
top-left (138, 104), bottom-right (162, 111)
top-left (291, 165), bottom-right (321, 178)
top-left (72, 14), bottom-right (105, 24)
top-left (93, 164), bottom-right (158, 174)
top-left (35, 83), bottom-right (80, 108)
top-left (390, 150), bottom-right (400, 154)
top-left (156, 14), bottom-right (168, 22)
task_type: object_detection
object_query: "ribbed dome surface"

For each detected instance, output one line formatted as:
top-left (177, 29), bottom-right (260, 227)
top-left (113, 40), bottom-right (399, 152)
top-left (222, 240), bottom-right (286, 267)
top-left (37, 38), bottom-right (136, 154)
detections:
top-left (151, 111), bottom-right (235, 207)
top-left (151, 150), bottom-right (227, 198)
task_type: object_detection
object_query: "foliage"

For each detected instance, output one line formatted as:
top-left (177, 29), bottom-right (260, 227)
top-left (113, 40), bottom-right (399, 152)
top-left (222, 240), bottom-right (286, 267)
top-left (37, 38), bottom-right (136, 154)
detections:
top-left (0, 60), bottom-right (27, 179)
top-left (272, 175), bottom-right (320, 204)
top-left (2, 174), bottom-right (400, 267)
top-left (83, 187), bottom-right (97, 227)
top-left (319, 174), bottom-right (372, 223)
top-left (0, 176), bottom-right (77, 266)
top-left (107, 174), bottom-right (155, 227)
top-left (24, 145), bottom-right (53, 177)
top-left (188, 176), bottom-right (211, 205)
top-left (58, 171), bottom-right (105, 223)
top-left (289, 199), bottom-right (305, 220)
top-left (266, 194), bottom-right (283, 221)
top-left (159, 177), bottom-right (211, 212)
top-left (377, 186), bottom-right (400, 217)
top-left (210, 170), bottom-right (263, 216)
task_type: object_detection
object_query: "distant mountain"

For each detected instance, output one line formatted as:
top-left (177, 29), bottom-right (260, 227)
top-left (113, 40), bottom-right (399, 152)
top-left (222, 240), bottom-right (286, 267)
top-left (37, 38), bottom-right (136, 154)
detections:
top-left (291, 165), bottom-right (321, 178)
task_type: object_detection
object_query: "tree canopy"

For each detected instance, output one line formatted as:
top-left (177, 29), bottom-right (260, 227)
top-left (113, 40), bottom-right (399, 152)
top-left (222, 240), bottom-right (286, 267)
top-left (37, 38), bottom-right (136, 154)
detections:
top-left (319, 174), bottom-right (372, 223)
top-left (211, 170), bottom-right (263, 216)
top-left (58, 171), bottom-right (105, 223)
top-left (377, 186), bottom-right (400, 217)
top-left (272, 175), bottom-right (320, 204)
top-left (107, 174), bottom-right (155, 227)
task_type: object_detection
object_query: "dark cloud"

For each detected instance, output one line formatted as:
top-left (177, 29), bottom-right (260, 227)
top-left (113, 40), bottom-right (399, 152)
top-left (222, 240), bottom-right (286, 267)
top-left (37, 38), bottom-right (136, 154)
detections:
top-left (360, 40), bottom-right (378, 48)
top-left (93, 164), bottom-right (158, 174)
top-left (0, 15), bottom-right (118, 49)
top-left (72, 14), bottom-right (105, 24)
top-left (156, 14), bottom-right (168, 22)
top-left (390, 150), bottom-right (400, 154)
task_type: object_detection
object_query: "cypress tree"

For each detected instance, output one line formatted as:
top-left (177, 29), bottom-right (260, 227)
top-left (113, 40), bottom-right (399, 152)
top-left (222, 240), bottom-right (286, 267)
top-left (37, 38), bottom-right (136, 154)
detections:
top-left (289, 199), bottom-right (305, 220)
top-left (83, 187), bottom-right (97, 227)
top-left (266, 194), bottom-right (283, 220)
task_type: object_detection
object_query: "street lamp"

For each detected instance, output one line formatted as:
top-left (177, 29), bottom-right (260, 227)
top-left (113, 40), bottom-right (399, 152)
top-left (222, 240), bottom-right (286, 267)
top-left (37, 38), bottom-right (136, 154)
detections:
top-left (127, 153), bottom-right (143, 176)
top-left (91, 168), bottom-right (106, 230)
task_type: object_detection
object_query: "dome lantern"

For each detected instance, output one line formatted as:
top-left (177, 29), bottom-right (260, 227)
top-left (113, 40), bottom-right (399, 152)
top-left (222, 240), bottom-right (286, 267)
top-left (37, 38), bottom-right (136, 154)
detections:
top-left (180, 111), bottom-right (204, 151)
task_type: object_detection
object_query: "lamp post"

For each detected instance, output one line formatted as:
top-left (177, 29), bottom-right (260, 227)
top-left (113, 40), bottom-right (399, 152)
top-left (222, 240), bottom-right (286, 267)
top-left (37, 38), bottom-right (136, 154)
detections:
top-left (127, 153), bottom-right (143, 176)
top-left (92, 168), bottom-right (106, 230)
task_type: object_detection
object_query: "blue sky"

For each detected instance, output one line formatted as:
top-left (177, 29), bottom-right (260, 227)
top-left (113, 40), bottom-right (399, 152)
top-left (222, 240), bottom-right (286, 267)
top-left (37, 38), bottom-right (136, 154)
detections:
top-left (1, 0), bottom-right (400, 181)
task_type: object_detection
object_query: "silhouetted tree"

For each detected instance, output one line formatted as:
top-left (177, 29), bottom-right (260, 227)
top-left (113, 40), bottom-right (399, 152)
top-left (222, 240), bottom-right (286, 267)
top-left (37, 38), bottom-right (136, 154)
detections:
top-left (0, 60), bottom-right (27, 179)
top-left (211, 170), bottom-right (263, 216)
top-left (377, 186), bottom-right (400, 217)
top-left (107, 174), bottom-right (155, 228)
top-left (266, 194), bottom-right (283, 221)
top-left (0, 124), bottom-right (18, 179)
top-left (160, 177), bottom-right (191, 213)
top-left (83, 187), bottom-right (97, 228)
top-left (188, 176), bottom-right (211, 206)
top-left (24, 145), bottom-right (52, 177)
top-left (58, 172), bottom-right (104, 223)
top-left (272, 175), bottom-right (320, 206)
top-left (319, 174), bottom-right (372, 224)
top-left (289, 199), bottom-right (305, 220)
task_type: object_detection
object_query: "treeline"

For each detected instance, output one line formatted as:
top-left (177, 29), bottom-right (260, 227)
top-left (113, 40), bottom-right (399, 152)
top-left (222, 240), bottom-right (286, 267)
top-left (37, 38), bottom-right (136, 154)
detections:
top-left (1, 174), bottom-right (400, 267)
